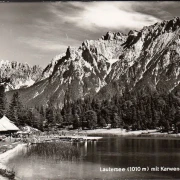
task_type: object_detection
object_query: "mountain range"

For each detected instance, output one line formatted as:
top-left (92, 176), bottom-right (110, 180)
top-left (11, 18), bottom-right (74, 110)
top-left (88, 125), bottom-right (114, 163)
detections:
top-left (0, 60), bottom-right (42, 91)
top-left (3, 17), bottom-right (180, 108)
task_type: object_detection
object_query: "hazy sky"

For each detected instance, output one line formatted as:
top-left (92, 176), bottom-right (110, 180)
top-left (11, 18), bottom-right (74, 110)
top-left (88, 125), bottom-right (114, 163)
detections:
top-left (0, 1), bottom-right (180, 67)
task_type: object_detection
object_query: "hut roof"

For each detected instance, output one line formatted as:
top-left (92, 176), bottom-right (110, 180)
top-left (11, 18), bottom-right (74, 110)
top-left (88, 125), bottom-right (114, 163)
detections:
top-left (0, 116), bottom-right (19, 131)
top-left (0, 123), bottom-right (7, 132)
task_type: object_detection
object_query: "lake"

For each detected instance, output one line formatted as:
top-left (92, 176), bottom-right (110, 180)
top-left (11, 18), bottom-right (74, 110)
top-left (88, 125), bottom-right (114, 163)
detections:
top-left (6, 137), bottom-right (180, 179)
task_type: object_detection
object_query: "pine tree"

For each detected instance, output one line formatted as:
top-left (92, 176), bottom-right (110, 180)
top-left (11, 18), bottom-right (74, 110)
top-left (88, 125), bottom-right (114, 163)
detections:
top-left (27, 109), bottom-right (35, 127)
top-left (0, 85), bottom-right (6, 118)
top-left (7, 92), bottom-right (24, 126)
top-left (55, 110), bottom-right (63, 125)
top-left (84, 110), bottom-right (97, 129)
top-left (45, 105), bottom-right (55, 125)
top-left (40, 106), bottom-right (45, 117)
top-left (73, 113), bottom-right (81, 129)
top-left (99, 115), bottom-right (106, 127)
top-left (111, 112), bottom-right (120, 128)
top-left (101, 107), bottom-right (111, 124)
top-left (174, 108), bottom-right (180, 130)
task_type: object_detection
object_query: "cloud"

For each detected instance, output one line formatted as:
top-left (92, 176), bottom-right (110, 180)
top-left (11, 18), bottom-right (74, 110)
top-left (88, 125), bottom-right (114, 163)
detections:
top-left (83, 4), bottom-right (160, 30)
top-left (49, 2), bottom-right (161, 32)
top-left (24, 1), bottom-right (171, 55)
top-left (0, 2), bottom-right (180, 67)
top-left (18, 37), bottom-right (68, 52)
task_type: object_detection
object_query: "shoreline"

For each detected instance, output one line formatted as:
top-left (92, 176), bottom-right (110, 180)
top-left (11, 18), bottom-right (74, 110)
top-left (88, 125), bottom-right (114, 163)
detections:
top-left (0, 143), bottom-right (26, 179)
top-left (70, 128), bottom-right (180, 139)
top-left (0, 129), bottom-right (180, 179)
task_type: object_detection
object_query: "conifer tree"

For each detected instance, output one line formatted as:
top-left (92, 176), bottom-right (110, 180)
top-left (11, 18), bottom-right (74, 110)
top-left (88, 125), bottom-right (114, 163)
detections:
top-left (55, 110), bottom-right (63, 125)
top-left (39, 105), bottom-right (45, 117)
top-left (7, 92), bottom-right (24, 126)
top-left (0, 85), bottom-right (6, 118)
top-left (111, 112), bottom-right (120, 128)
top-left (46, 105), bottom-right (55, 125)
top-left (98, 115), bottom-right (106, 127)
top-left (73, 113), bottom-right (81, 129)
top-left (84, 110), bottom-right (97, 129)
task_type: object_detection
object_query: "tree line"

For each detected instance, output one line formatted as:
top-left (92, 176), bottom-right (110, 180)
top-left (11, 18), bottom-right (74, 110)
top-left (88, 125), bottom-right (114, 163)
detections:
top-left (60, 90), bottom-right (180, 131)
top-left (0, 85), bottom-right (44, 130)
top-left (0, 84), bottom-right (180, 132)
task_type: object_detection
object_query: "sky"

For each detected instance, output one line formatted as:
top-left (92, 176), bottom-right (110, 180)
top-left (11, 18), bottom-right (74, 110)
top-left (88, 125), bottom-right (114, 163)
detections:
top-left (0, 1), bottom-right (180, 68)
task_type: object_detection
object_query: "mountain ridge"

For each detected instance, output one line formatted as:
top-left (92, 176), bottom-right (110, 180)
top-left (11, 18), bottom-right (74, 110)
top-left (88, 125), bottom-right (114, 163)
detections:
top-left (5, 17), bottom-right (180, 108)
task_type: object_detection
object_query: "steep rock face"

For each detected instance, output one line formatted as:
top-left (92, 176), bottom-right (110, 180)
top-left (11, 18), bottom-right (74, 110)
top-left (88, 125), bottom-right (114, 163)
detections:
top-left (98, 17), bottom-right (180, 98)
top-left (0, 60), bottom-right (42, 91)
top-left (6, 17), bottom-right (180, 107)
top-left (7, 32), bottom-right (127, 107)
top-left (39, 53), bottom-right (65, 81)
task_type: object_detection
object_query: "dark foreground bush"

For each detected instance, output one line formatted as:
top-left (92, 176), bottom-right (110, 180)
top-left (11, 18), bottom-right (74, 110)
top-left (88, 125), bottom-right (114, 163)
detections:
top-left (0, 168), bottom-right (15, 180)
top-left (26, 142), bottom-right (80, 161)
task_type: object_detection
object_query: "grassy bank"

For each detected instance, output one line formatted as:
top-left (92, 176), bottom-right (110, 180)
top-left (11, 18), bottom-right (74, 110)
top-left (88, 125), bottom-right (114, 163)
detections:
top-left (26, 142), bottom-right (80, 161)
top-left (0, 142), bottom-right (20, 155)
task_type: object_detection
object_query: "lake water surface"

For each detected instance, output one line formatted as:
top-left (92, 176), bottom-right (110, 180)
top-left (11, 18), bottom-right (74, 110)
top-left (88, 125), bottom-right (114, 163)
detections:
top-left (6, 137), bottom-right (180, 179)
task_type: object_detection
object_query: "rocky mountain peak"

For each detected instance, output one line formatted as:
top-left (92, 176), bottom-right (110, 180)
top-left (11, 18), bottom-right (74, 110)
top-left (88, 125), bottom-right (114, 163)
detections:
top-left (0, 60), bottom-right (42, 90)
top-left (40, 53), bottom-right (66, 81)
top-left (101, 31), bottom-right (126, 41)
top-left (128, 30), bottom-right (139, 37)
top-left (66, 46), bottom-right (77, 59)
top-left (140, 17), bottom-right (180, 38)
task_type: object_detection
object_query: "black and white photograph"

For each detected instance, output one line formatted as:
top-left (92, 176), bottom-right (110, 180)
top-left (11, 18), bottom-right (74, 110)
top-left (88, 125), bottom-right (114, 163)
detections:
top-left (0, 1), bottom-right (180, 179)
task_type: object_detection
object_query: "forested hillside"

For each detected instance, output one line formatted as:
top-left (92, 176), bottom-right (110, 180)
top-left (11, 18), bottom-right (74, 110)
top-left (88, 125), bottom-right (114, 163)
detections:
top-left (1, 84), bottom-right (180, 132)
